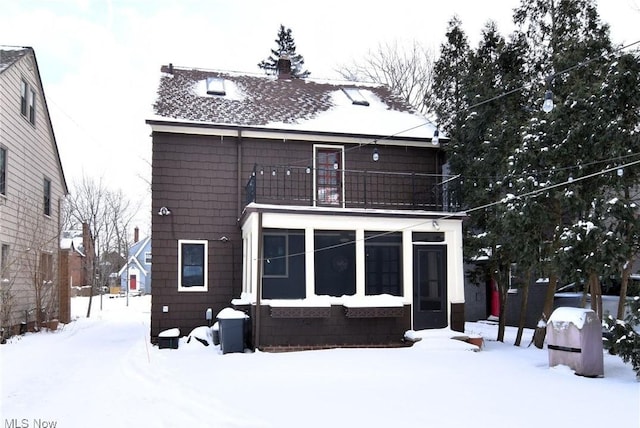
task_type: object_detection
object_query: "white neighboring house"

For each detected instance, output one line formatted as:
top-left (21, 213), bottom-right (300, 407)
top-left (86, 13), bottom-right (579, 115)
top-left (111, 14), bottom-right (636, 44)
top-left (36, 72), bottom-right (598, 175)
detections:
top-left (0, 46), bottom-right (69, 337)
top-left (118, 229), bottom-right (151, 295)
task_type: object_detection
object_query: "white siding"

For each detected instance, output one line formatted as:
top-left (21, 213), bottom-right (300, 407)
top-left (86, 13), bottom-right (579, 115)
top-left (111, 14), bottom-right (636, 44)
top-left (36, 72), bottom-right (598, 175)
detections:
top-left (0, 49), bottom-right (66, 330)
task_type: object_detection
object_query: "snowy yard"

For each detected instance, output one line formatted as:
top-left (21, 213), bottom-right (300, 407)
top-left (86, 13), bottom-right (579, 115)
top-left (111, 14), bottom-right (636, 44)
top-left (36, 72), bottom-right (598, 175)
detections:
top-left (1, 295), bottom-right (638, 428)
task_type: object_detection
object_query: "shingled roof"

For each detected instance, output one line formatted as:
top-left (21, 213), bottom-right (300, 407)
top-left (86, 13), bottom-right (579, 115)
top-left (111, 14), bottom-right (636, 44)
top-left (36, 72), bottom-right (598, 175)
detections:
top-left (151, 64), bottom-right (437, 140)
top-left (0, 46), bottom-right (30, 74)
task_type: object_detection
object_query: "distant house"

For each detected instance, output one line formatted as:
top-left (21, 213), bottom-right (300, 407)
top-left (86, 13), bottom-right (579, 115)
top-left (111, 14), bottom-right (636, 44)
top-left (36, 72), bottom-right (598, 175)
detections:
top-left (0, 46), bottom-right (69, 338)
top-left (118, 227), bottom-right (151, 295)
top-left (146, 58), bottom-right (466, 350)
top-left (60, 223), bottom-right (94, 292)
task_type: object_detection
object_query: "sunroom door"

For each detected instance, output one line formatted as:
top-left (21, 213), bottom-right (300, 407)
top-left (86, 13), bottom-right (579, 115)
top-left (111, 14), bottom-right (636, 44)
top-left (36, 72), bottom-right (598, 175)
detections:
top-left (314, 146), bottom-right (343, 207)
top-left (413, 245), bottom-right (448, 329)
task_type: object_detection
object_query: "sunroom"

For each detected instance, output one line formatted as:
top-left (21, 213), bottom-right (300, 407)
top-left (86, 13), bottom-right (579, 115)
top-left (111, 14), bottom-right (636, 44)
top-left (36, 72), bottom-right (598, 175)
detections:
top-left (237, 203), bottom-right (466, 350)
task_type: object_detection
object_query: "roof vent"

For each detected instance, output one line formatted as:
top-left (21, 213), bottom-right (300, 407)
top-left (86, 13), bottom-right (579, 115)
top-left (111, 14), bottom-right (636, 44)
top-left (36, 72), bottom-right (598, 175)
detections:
top-left (342, 87), bottom-right (370, 106)
top-left (276, 54), bottom-right (292, 80)
top-left (206, 77), bottom-right (226, 96)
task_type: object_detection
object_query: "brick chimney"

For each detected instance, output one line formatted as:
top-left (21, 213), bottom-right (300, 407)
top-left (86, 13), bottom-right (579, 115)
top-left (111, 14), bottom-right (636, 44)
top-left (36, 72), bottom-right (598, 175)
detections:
top-left (134, 226), bottom-right (139, 243)
top-left (276, 54), bottom-right (292, 80)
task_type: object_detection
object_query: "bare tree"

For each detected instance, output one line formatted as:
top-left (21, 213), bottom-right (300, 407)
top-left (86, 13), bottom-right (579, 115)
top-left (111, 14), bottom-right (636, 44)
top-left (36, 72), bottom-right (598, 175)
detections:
top-left (336, 40), bottom-right (436, 114)
top-left (65, 175), bottom-right (139, 317)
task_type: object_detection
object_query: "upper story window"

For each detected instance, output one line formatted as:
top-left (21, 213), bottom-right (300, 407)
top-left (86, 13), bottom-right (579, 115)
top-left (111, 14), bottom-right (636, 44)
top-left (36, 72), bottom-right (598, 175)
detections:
top-left (20, 79), bottom-right (36, 125)
top-left (0, 147), bottom-right (6, 196)
top-left (43, 178), bottom-right (51, 216)
top-left (314, 145), bottom-right (344, 207)
top-left (145, 251), bottom-right (152, 264)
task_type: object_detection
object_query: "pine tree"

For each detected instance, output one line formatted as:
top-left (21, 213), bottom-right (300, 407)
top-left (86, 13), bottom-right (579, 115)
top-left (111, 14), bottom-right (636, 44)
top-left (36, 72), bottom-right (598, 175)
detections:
top-left (510, 0), bottom-right (624, 346)
top-left (430, 16), bottom-right (470, 137)
top-left (258, 24), bottom-right (310, 78)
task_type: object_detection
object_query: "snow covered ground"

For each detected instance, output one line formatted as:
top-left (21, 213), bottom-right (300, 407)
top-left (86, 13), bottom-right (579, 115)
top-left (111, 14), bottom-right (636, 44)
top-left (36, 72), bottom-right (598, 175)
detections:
top-left (1, 295), bottom-right (638, 428)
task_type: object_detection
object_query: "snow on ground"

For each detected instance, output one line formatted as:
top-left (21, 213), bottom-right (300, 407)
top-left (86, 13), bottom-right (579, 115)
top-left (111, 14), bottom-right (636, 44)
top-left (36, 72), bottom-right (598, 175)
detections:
top-left (1, 295), bottom-right (638, 428)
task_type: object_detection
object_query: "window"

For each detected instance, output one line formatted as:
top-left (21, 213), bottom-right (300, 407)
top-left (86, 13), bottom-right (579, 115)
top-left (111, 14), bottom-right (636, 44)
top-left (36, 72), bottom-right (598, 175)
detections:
top-left (40, 253), bottom-right (53, 284)
top-left (0, 147), bottom-right (6, 196)
top-left (314, 230), bottom-right (356, 297)
top-left (20, 79), bottom-right (36, 125)
top-left (178, 240), bottom-right (207, 291)
top-left (342, 87), bottom-right (370, 106)
top-left (263, 234), bottom-right (287, 277)
top-left (145, 252), bottom-right (152, 264)
top-left (20, 79), bottom-right (28, 117)
top-left (315, 146), bottom-right (343, 206)
top-left (206, 77), bottom-right (226, 96)
top-left (1, 244), bottom-right (10, 280)
top-left (262, 229), bottom-right (306, 299)
top-left (29, 87), bottom-right (36, 124)
top-left (365, 232), bottom-right (403, 296)
top-left (43, 178), bottom-right (51, 216)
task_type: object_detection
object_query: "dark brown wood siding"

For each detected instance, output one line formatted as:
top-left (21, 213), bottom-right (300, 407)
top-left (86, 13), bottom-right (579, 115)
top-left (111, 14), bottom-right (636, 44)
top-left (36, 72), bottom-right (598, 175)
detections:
top-left (150, 131), bottom-right (441, 342)
top-left (151, 132), bottom-right (242, 341)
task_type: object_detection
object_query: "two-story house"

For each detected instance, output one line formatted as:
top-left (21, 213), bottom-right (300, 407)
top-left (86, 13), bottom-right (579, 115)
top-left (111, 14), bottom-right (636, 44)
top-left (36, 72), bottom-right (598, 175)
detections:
top-left (147, 59), bottom-right (466, 350)
top-left (0, 46), bottom-right (68, 339)
top-left (118, 227), bottom-right (152, 295)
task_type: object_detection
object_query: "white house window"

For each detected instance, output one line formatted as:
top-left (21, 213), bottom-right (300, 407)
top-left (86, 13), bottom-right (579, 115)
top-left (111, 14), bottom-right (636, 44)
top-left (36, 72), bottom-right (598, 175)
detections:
top-left (20, 79), bottom-right (28, 117)
top-left (145, 251), bottom-right (152, 264)
top-left (43, 178), bottom-right (51, 216)
top-left (0, 147), bottom-right (7, 196)
top-left (20, 79), bottom-right (36, 125)
top-left (178, 240), bottom-right (207, 291)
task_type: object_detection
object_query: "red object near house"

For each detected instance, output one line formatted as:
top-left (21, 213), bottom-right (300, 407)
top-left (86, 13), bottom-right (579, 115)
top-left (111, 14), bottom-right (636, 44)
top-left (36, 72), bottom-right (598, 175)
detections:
top-left (490, 279), bottom-right (500, 318)
top-left (130, 275), bottom-right (137, 291)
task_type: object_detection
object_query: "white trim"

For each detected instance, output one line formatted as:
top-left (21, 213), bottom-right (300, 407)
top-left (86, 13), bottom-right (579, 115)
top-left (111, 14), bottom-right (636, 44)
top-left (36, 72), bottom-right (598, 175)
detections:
top-left (147, 122), bottom-right (433, 147)
top-left (177, 239), bottom-right (208, 292)
top-left (313, 144), bottom-right (345, 208)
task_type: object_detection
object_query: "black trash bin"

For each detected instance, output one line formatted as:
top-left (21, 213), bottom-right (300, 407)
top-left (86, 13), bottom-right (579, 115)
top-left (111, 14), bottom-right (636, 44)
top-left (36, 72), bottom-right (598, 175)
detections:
top-left (217, 308), bottom-right (248, 354)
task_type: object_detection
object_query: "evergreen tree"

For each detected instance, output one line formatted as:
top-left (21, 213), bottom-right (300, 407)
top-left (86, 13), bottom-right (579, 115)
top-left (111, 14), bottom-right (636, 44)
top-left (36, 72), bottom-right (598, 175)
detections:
top-left (510, 0), bottom-right (619, 346)
top-left (430, 16), bottom-right (470, 138)
top-left (258, 24), bottom-right (310, 78)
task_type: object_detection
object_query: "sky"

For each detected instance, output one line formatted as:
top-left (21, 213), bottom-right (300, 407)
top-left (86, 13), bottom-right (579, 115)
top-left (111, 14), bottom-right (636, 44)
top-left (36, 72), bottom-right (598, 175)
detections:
top-left (1, 0), bottom-right (639, 231)
top-left (1, 295), bottom-right (638, 427)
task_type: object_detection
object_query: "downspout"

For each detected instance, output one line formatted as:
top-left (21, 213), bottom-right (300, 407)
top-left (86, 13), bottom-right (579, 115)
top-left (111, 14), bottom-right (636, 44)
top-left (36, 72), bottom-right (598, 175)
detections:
top-left (255, 212), bottom-right (264, 350)
top-left (236, 129), bottom-right (243, 220)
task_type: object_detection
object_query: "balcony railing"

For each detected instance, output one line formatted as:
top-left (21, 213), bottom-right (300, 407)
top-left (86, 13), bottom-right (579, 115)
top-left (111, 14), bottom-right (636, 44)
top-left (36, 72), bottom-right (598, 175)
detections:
top-left (245, 165), bottom-right (459, 212)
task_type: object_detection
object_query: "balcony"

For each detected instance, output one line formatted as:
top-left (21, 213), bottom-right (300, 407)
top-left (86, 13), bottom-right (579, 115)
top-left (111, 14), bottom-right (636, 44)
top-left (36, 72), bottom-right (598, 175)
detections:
top-left (245, 164), bottom-right (459, 212)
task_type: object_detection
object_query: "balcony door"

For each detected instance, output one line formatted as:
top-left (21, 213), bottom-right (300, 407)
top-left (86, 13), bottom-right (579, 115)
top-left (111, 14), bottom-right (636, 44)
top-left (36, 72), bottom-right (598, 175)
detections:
top-left (314, 145), bottom-right (344, 207)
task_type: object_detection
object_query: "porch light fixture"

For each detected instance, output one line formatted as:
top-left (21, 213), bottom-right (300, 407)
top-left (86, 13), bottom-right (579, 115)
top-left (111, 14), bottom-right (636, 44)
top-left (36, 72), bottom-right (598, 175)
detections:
top-left (432, 128), bottom-right (440, 145)
top-left (372, 148), bottom-right (379, 162)
top-left (306, 166), bottom-right (311, 174)
top-left (158, 206), bottom-right (171, 216)
top-left (333, 159), bottom-right (339, 170)
top-left (272, 169), bottom-right (276, 176)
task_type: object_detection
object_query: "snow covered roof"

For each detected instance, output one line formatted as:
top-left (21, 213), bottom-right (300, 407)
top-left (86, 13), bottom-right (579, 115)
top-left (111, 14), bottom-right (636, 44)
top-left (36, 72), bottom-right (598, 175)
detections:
top-left (151, 65), bottom-right (438, 141)
top-left (0, 46), bottom-right (29, 74)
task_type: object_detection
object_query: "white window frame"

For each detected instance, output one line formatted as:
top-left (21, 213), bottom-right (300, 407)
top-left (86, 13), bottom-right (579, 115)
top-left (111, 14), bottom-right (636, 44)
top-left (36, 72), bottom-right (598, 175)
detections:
top-left (313, 144), bottom-right (345, 208)
top-left (144, 251), bottom-right (152, 264)
top-left (178, 239), bottom-right (208, 292)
